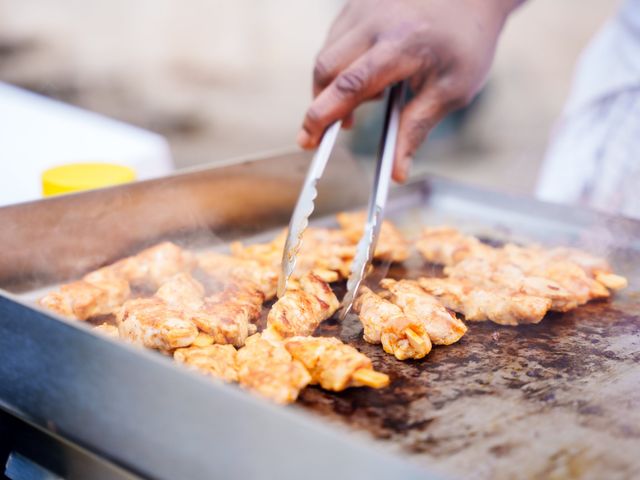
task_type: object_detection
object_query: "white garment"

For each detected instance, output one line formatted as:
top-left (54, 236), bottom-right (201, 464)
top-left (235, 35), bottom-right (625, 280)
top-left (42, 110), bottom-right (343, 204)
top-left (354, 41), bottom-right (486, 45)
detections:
top-left (537, 0), bottom-right (640, 219)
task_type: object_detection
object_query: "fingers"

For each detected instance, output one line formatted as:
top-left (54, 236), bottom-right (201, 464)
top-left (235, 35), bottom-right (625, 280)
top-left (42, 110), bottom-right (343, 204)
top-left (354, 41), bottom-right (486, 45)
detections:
top-left (313, 28), bottom-right (372, 97)
top-left (300, 42), bottom-right (424, 149)
top-left (342, 113), bottom-right (354, 129)
top-left (393, 89), bottom-right (448, 183)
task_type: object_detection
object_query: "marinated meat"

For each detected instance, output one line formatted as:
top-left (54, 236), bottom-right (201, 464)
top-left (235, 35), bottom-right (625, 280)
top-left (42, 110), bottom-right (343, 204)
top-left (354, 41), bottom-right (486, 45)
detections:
top-left (117, 297), bottom-right (199, 351)
top-left (40, 277), bottom-right (130, 320)
top-left (418, 277), bottom-right (552, 326)
top-left (353, 287), bottom-right (432, 360)
top-left (284, 336), bottom-right (389, 391)
top-left (265, 273), bottom-right (339, 339)
top-left (336, 211), bottom-right (410, 262)
top-left (174, 344), bottom-right (238, 382)
top-left (236, 334), bottom-right (311, 404)
top-left (416, 226), bottom-right (490, 266)
top-left (379, 279), bottom-right (467, 345)
top-left (198, 252), bottom-right (278, 299)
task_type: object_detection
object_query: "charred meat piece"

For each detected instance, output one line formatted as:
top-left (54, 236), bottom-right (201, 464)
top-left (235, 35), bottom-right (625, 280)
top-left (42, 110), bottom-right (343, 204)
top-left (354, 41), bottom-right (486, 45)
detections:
top-left (237, 334), bottom-right (311, 404)
top-left (418, 277), bottom-right (552, 326)
top-left (265, 273), bottom-right (339, 339)
top-left (40, 277), bottom-right (130, 321)
top-left (154, 273), bottom-right (262, 347)
top-left (284, 336), bottom-right (389, 391)
top-left (379, 279), bottom-right (467, 345)
top-left (192, 284), bottom-right (264, 347)
top-left (198, 252), bottom-right (278, 299)
top-left (117, 297), bottom-right (198, 351)
top-left (353, 287), bottom-right (432, 360)
top-left (416, 226), bottom-right (490, 266)
top-left (174, 344), bottom-right (238, 382)
top-left (336, 211), bottom-right (410, 263)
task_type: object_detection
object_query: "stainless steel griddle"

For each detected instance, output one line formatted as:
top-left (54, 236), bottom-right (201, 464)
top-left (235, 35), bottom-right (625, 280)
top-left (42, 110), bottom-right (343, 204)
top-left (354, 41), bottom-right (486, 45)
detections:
top-left (0, 150), bottom-right (638, 480)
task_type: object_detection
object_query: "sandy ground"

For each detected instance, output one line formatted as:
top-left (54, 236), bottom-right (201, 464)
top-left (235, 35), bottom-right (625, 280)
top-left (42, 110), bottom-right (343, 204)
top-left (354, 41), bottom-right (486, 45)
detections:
top-left (0, 0), bottom-right (615, 194)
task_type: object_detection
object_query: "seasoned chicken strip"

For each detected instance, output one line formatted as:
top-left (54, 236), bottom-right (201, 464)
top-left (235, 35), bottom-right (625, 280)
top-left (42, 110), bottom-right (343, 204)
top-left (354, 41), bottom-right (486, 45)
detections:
top-left (284, 336), bottom-right (389, 391)
top-left (237, 334), bottom-right (311, 404)
top-left (379, 279), bottom-right (467, 345)
top-left (445, 257), bottom-right (579, 312)
top-left (265, 273), bottom-right (339, 339)
top-left (353, 287), bottom-right (432, 360)
top-left (155, 272), bottom-right (206, 310)
top-left (174, 344), bottom-right (238, 382)
top-left (40, 242), bottom-right (194, 321)
top-left (40, 277), bottom-right (130, 321)
top-left (230, 230), bottom-right (286, 266)
top-left (153, 273), bottom-right (261, 348)
top-left (498, 244), bottom-right (611, 303)
top-left (418, 277), bottom-right (552, 326)
top-left (548, 248), bottom-right (626, 290)
top-left (155, 271), bottom-right (201, 307)
top-left (198, 252), bottom-right (278, 299)
top-left (416, 226), bottom-right (490, 266)
top-left (86, 242), bottom-right (195, 290)
top-left (191, 284), bottom-right (263, 347)
top-left (117, 297), bottom-right (199, 351)
top-left (231, 228), bottom-right (355, 281)
top-left (336, 211), bottom-right (410, 262)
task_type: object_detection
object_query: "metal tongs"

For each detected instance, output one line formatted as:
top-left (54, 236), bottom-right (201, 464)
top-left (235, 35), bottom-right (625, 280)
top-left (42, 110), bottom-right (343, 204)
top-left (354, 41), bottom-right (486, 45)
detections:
top-left (278, 81), bottom-right (406, 318)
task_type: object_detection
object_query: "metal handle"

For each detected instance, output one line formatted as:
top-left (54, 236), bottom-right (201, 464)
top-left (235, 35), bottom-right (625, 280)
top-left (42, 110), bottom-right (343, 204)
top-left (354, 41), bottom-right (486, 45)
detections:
top-left (340, 81), bottom-right (406, 318)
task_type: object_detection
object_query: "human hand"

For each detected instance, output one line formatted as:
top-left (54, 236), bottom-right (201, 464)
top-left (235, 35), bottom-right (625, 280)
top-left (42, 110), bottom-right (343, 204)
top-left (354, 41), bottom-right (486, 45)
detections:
top-left (298, 0), bottom-right (521, 181)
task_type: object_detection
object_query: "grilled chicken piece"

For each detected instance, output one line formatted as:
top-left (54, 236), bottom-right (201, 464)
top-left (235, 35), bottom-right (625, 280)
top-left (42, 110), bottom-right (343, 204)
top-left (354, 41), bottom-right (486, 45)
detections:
top-left (93, 323), bottom-right (119, 338)
top-left (418, 277), bottom-right (552, 326)
top-left (416, 226), bottom-right (491, 266)
top-left (192, 332), bottom-right (215, 347)
top-left (284, 336), bottom-right (389, 391)
top-left (40, 277), bottom-right (130, 320)
top-left (265, 273), bottom-right (339, 339)
top-left (417, 226), bottom-right (626, 305)
top-left (230, 230), bottom-right (287, 268)
top-left (191, 284), bottom-right (263, 347)
top-left (174, 344), bottom-right (238, 382)
top-left (231, 228), bottom-right (355, 281)
top-left (353, 287), bottom-right (432, 360)
top-left (40, 242), bottom-right (194, 321)
top-left (545, 247), bottom-right (616, 278)
top-left (86, 242), bottom-right (195, 290)
top-left (237, 334), bottom-right (311, 404)
top-left (153, 272), bottom-right (261, 347)
top-left (498, 244), bottom-right (613, 303)
top-left (155, 272), bottom-right (206, 310)
top-left (445, 257), bottom-right (579, 312)
top-left (117, 297), bottom-right (199, 351)
top-left (336, 211), bottom-right (410, 262)
top-left (379, 279), bottom-right (467, 345)
top-left (198, 252), bottom-right (278, 299)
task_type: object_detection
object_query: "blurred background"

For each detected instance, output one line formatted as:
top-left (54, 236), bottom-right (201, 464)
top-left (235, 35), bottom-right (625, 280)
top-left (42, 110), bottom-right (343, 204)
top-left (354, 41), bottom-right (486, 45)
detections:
top-left (0, 0), bottom-right (615, 195)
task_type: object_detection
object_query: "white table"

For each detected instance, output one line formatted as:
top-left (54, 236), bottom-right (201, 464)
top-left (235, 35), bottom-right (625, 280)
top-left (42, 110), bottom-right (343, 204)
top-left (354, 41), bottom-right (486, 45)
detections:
top-left (0, 82), bottom-right (174, 206)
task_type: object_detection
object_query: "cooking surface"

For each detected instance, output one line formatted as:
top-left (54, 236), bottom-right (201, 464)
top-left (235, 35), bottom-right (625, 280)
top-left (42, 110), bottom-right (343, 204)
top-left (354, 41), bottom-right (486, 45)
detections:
top-left (304, 263), bottom-right (640, 479)
top-left (215, 205), bottom-right (640, 479)
top-left (2, 152), bottom-right (639, 480)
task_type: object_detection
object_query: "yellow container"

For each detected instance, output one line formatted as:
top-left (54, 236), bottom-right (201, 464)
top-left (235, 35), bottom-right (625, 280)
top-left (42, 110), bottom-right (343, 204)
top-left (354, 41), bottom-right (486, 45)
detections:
top-left (42, 163), bottom-right (136, 196)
